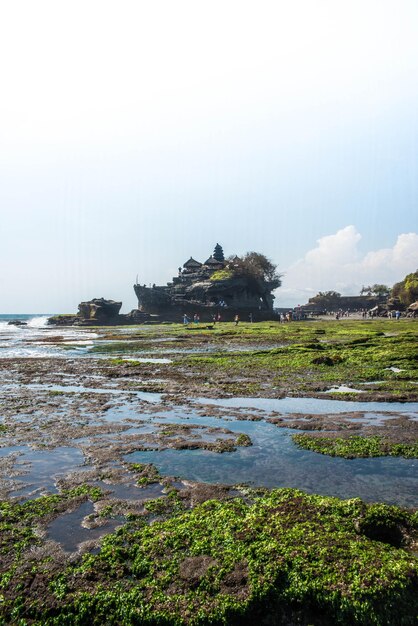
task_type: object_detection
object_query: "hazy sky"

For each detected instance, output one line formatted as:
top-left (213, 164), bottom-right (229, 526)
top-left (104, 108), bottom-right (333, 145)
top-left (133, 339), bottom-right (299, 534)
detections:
top-left (1, 1), bottom-right (418, 312)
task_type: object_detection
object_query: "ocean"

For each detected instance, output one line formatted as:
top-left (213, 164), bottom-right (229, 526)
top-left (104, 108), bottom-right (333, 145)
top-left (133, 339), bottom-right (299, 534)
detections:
top-left (0, 314), bottom-right (97, 358)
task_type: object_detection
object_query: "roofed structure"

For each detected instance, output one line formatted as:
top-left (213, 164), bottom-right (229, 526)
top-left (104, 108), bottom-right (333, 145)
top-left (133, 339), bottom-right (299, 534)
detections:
top-left (204, 255), bottom-right (224, 268)
top-left (134, 244), bottom-right (280, 321)
top-left (183, 257), bottom-right (202, 272)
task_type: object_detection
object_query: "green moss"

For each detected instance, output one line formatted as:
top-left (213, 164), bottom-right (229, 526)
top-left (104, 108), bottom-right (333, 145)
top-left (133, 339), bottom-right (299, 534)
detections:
top-left (235, 433), bottom-right (252, 447)
top-left (1, 489), bottom-right (416, 625)
top-left (209, 269), bottom-right (234, 281)
top-left (108, 357), bottom-right (144, 366)
top-left (293, 434), bottom-right (418, 459)
top-left (128, 462), bottom-right (161, 486)
top-left (177, 320), bottom-right (418, 398)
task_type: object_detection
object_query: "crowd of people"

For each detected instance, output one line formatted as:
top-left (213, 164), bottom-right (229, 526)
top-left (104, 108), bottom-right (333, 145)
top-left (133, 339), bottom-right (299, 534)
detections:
top-left (182, 307), bottom-right (411, 325)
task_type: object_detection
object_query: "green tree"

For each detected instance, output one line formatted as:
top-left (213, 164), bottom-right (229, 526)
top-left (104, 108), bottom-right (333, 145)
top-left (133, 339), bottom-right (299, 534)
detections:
top-left (391, 270), bottom-right (418, 306)
top-left (361, 284), bottom-right (390, 297)
top-left (371, 284), bottom-right (390, 297)
top-left (317, 291), bottom-right (341, 299)
top-left (230, 252), bottom-right (282, 288)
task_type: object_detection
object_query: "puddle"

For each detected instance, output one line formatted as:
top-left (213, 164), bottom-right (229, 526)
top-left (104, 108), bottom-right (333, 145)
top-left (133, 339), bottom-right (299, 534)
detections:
top-left (2, 383), bottom-right (162, 405)
top-left (2, 446), bottom-right (85, 497)
top-left (47, 501), bottom-right (120, 552)
top-left (93, 480), bottom-right (165, 500)
top-left (362, 381), bottom-right (384, 385)
top-left (125, 357), bottom-right (172, 364)
top-left (325, 386), bottom-right (364, 394)
top-left (194, 396), bottom-right (418, 415)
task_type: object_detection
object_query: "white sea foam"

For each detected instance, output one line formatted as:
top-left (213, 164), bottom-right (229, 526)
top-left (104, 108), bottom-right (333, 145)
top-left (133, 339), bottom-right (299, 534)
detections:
top-left (26, 315), bottom-right (50, 328)
top-left (0, 315), bottom-right (98, 358)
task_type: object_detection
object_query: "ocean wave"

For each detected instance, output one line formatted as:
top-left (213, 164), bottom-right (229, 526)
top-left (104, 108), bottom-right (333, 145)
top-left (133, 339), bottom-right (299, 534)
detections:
top-left (26, 316), bottom-right (50, 328)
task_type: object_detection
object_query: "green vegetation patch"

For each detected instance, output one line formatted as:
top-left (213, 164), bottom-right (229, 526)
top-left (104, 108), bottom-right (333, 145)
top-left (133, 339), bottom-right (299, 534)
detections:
top-left (209, 269), bottom-right (234, 281)
top-left (128, 462), bottom-right (162, 486)
top-left (293, 434), bottom-right (418, 459)
top-left (1, 489), bottom-right (417, 625)
top-left (180, 320), bottom-right (418, 397)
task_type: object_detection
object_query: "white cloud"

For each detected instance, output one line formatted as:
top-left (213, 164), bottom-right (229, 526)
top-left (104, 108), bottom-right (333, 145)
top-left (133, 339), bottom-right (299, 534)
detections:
top-left (279, 226), bottom-right (418, 306)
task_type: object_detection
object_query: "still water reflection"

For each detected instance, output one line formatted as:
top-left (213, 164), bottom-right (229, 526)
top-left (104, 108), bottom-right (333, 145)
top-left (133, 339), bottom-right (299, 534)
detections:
top-left (127, 399), bottom-right (418, 507)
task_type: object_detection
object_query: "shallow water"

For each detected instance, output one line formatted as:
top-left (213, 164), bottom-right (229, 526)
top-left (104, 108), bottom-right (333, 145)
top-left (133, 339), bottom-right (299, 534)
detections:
top-left (127, 402), bottom-right (418, 507)
top-left (0, 446), bottom-right (85, 498)
top-left (1, 320), bottom-right (417, 509)
top-left (195, 395), bottom-right (418, 415)
top-left (46, 501), bottom-right (121, 552)
top-left (325, 385), bottom-right (364, 394)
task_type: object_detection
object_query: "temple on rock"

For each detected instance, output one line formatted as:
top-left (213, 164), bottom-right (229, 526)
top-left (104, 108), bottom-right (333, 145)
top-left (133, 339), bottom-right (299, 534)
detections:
top-left (134, 244), bottom-right (281, 321)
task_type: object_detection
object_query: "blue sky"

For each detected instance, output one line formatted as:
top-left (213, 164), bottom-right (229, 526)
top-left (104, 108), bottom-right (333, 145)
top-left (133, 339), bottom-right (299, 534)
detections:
top-left (1, 1), bottom-right (418, 312)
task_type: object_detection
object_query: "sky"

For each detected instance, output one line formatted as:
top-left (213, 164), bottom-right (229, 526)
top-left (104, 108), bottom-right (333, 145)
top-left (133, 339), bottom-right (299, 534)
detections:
top-left (1, 0), bottom-right (418, 313)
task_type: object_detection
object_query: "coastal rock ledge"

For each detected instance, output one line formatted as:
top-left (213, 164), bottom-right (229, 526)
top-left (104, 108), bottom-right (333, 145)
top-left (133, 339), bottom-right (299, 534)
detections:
top-left (48, 298), bottom-right (151, 326)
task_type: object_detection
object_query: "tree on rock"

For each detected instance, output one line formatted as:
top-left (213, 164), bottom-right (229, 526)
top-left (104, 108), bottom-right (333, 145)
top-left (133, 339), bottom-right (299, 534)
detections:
top-left (360, 284), bottom-right (390, 297)
top-left (229, 252), bottom-right (282, 289)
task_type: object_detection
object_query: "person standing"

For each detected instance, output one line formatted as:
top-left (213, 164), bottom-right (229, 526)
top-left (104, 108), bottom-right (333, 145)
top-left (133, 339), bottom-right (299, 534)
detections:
top-left (234, 314), bottom-right (239, 326)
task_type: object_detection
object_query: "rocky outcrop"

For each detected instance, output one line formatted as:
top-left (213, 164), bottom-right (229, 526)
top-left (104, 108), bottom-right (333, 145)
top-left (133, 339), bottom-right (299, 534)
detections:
top-left (134, 246), bottom-right (280, 321)
top-left (48, 299), bottom-right (151, 326)
top-left (77, 298), bottom-right (122, 323)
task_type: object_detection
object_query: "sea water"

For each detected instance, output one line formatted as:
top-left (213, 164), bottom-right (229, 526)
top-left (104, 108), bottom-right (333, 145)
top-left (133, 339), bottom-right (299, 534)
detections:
top-left (0, 314), bottom-right (98, 358)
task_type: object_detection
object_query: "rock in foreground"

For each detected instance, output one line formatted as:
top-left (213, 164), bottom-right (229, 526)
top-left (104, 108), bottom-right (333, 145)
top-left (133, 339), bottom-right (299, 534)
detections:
top-left (48, 298), bottom-right (151, 326)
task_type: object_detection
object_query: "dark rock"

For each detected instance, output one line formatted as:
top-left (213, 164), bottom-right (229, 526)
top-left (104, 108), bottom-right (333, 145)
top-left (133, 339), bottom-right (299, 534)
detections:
top-left (47, 315), bottom-right (79, 326)
top-left (77, 298), bottom-right (122, 323)
top-left (133, 244), bottom-right (280, 321)
top-left (48, 302), bottom-right (151, 327)
top-left (121, 309), bottom-right (151, 324)
top-left (7, 320), bottom-right (27, 326)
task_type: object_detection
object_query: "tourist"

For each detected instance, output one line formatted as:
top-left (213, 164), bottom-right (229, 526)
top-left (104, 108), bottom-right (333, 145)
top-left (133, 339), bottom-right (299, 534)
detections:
top-left (395, 310), bottom-right (401, 321)
top-left (183, 314), bottom-right (189, 325)
top-left (249, 313), bottom-right (253, 323)
top-left (234, 314), bottom-right (239, 326)
top-left (193, 313), bottom-right (200, 324)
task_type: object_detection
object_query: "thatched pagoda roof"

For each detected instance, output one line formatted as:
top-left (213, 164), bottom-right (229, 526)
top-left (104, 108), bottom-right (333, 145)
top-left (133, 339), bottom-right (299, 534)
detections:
top-left (183, 257), bottom-right (202, 268)
top-left (204, 255), bottom-right (223, 266)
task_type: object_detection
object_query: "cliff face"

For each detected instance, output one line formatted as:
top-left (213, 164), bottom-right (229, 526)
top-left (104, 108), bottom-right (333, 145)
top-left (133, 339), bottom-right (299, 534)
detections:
top-left (134, 245), bottom-right (281, 321)
top-left (134, 272), bottom-right (278, 321)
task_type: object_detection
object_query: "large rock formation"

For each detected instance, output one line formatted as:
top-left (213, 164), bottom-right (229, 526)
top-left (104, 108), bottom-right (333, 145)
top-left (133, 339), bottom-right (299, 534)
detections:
top-left (48, 298), bottom-right (150, 326)
top-left (77, 298), bottom-right (122, 323)
top-left (134, 245), bottom-right (281, 321)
